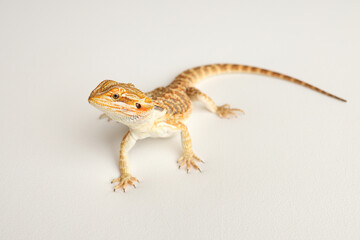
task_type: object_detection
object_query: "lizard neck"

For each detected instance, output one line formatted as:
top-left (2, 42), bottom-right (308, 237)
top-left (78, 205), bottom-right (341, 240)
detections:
top-left (124, 107), bottom-right (167, 132)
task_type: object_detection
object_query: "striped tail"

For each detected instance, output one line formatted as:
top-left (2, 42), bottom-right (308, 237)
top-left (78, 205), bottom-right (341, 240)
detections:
top-left (169, 64), bottom-right (346, 102)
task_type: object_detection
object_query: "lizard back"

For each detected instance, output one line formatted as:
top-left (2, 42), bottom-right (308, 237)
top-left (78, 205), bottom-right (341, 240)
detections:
top-left (147, 86), bottom-right (193, 120)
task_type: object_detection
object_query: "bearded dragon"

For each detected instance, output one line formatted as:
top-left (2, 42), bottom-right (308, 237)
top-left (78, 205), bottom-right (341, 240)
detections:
top-left (88, 64), bottom-right (346, 192)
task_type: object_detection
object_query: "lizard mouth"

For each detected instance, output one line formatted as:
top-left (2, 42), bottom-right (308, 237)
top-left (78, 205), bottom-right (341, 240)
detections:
top-left (89, 97), bottom-right (135, 117)
top-left (88, 97), bottom-right (95, 105)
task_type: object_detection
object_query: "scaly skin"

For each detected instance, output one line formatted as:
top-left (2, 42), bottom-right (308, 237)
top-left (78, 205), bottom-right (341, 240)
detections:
top-left (88, 63), bottom-right (346, 192)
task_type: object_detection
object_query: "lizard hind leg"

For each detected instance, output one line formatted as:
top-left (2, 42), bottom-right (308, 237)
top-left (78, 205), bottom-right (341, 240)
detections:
top-left (186, 87), bottom-right (244, 119)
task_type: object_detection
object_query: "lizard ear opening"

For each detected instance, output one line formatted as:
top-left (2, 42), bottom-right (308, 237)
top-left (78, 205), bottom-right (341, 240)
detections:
top-left (144, 97), bottom-right (152, 103)
top-left (154, 105), bottom-right (164, 111)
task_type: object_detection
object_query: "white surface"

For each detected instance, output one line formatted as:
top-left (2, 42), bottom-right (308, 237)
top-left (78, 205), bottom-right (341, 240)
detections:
top-left (0, 0), bottom-right (359, 239)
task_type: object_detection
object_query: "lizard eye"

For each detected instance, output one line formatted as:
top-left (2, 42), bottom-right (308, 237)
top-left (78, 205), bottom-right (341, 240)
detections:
top-left (135, 103), bottom-right (141, 109)
top-left (112, 93), bottom-right (119, 99)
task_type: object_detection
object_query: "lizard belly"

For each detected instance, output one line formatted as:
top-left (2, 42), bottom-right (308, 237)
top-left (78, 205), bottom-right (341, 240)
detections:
top-left (150, 125), bottom-right (179, 138)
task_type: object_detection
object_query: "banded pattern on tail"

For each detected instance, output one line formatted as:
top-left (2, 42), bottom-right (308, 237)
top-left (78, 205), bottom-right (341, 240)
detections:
top-left (168, 64), bottom-right (346, 102)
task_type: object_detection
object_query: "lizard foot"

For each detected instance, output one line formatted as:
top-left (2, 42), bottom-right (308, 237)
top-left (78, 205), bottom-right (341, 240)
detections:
top-left (177, 153), bottom-right (203, 173)
top-left (111, 174), bottom-right (139, 192)
top-left (99, 113), bottom-right (112, 122)
top-left (216, 104), bottom-right (244, 119)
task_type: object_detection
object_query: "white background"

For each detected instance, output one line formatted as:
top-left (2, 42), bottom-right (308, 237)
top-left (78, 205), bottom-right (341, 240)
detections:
top-left (0, 0), bottom-right (359, 239)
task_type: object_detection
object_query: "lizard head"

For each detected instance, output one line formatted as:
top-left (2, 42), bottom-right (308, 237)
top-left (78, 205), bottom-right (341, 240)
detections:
top-left (88, 80), bottom-right (154, 124)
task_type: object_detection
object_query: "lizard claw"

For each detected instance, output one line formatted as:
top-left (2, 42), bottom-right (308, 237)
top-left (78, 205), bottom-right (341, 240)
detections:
top-left (216, 104), bottom-right (244, 119)
top-left (178, 153), bottom-right (203, 173)
top-left (111, 174), bottom-right (139, 192)
top-left (99, 113), bottom-right (112, 122)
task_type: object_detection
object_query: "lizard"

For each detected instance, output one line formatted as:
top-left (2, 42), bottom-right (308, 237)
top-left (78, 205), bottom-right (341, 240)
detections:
top-left (88, 63), bottom-right (346, 192)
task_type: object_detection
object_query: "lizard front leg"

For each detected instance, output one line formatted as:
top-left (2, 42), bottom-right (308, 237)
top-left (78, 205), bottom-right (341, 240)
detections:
top-left (165, 120), bottom-right (203, 173)
top-left (111, 131), bottom-right (139, 192)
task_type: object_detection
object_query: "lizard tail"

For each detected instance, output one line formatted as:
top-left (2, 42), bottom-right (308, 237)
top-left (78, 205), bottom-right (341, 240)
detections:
top-left (169, 64), bottom-right (346, 102)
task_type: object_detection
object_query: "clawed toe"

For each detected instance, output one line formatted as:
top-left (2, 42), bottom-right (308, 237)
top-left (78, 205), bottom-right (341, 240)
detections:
top-left (216, 104), bottom-right (244, 118)
top-left (111, 174), bottom-right (139, 192)
top-left (178, 153), bottom-right (203, 173)
top-left (99, 113), bottom-right (112, 122)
